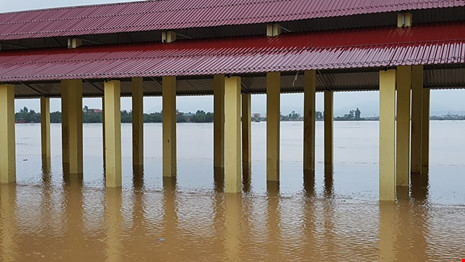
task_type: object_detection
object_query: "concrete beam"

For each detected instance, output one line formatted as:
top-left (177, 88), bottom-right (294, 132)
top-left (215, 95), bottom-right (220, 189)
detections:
top-left (61, 79), bottom-right (83, 174)
top-left (224, 77), bottom-right (241, 193)
top-left (163, 76), bottom-right (177, 177)
top-left (303, 70), bottom-right (316, 173)
top-left (266, 72), bottom-right (280, 182)
top-left (104, 80), bottom-right (122, 187)
top-left (214, 75), bottom-right (225, 169)
top-left (242, 93), bottom-right (251, 173)
top-left (324, 91), bottom-right (334, 170)
top-left (422, 88), bottom-right (430, 175)
top-left (41, 97), bottom-right (51, 168)
top-left (0, 84), bottom-right (15, 183)
top-left (132, 77), bottom-right (144, 167)
top-left (396, 66), bottom-right (411, 187)
top-left (411, 65), bottom-right (424, 175)
top-left (379, 69), bottom-right (397, 201)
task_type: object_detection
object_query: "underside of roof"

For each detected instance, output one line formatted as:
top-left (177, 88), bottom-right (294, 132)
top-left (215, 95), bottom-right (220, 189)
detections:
top-left (1, 0), bottom-right (464, 41)
top-left (11, 67), bottom-right (465, 99)
top-left (2, 22), bottom-right (464, 98)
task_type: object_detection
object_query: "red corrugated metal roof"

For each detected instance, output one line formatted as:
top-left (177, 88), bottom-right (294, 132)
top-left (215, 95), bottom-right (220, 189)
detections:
top-left (1, 0), bottom-right (465, 41)
top-left (1, 23), bottom-right (464, 82)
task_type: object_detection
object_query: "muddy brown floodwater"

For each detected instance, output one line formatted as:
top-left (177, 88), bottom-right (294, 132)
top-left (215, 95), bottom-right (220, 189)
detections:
top-left (2, 121), bottom-right (465, 261)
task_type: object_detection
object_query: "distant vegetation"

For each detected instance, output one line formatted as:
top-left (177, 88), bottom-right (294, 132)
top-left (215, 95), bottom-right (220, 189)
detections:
top-left (335, 108), bottom-right (363, 121)
top-left (15, 106), bottom-right (465, 123)
top-left (15, 106), bottom-right (214, 123)
top-left (430, 114), bottom-right (465, 120)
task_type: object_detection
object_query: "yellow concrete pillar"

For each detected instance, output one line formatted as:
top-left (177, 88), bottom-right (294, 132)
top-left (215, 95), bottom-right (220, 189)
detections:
top-left (422, 88), bottom-right (430, 174)
top-left (162, 31), bottom-right (177, 43)
top-left (411, 65), bottom-right (423, 175)
top-left (396, 66), bottom-right (411, 187)
top-left (267, 72), bottom-right (280, 181)
top-left (132, 77), bottom-right (144, 167)
top-left (224, 77), bottom-right (241, 193)
top-left (242, 93), bottom-right (251, 173)
top-left (41, 97), bottom-right (51, 167)
top-left (266, 23), bottom-right (281, 37)
top-left (67, 38), bottom-right (82, 49)
top-left (214, 75), bottom-right (225, 169)
top-left (397, 13), bottom-right (412, 27)
top-left (102, 96), bottom-right (106, 168)
top-left (324, 91), bottom-right (333, 169)
top-left (61, 79), bottom-right (83, 174)
top-left (379, 69), bottom-right (396, 201)
top-left (0, 84), bottom-right (15, 183)
top-left (163, 76), bottom-right (176, 177)
top-left (104, 80), bottom-right (122, 187)
top-left (304, 70), bottom-right (316, 173)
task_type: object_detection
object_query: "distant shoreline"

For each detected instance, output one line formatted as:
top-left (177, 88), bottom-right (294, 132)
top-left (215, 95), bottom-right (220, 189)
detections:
top-left (14, 118), bottom-right (465, 124)
top-left (15, 106), bottom-right (465, 123)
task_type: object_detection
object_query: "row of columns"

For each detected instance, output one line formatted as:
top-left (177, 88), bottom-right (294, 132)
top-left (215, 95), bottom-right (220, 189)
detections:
top-left (379, 66), bottom-right (430, 201)
top-left (0, 72), bottom-right (335, 191)
top-left (215, 72), bottom-right (335, 193)
top-left (0, 67), bottom-right (428, 201)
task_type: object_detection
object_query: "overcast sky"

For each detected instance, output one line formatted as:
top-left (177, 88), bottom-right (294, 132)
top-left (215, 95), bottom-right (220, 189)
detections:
top-left (2, 0), bottom-right (465, 116)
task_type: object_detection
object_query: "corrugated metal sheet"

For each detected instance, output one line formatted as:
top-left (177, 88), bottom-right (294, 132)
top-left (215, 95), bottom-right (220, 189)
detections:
top-left (1, 0), bottom-right (465, 41)
top-left (1, 23), bottom-right (465, 82)
top-left (14, 68), bottom-right (464, 98)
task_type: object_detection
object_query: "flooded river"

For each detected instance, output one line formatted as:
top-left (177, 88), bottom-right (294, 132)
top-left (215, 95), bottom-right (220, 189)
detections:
top-left (2, 121), bottom-right (465, 261)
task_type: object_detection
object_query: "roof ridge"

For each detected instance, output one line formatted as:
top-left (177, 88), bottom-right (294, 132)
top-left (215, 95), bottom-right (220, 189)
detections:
top-left (1, 0), bottom-right (464, 41)
top-left (0, 0), bottom-right (287, 22)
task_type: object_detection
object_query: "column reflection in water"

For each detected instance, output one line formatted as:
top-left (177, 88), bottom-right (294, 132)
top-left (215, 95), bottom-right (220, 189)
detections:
top-left (322, 192), bottom-right (335, 259)
top-left (40, 168), bottom-right (59, 243)
top-left (162, 177), bottom-right (178, 261)
top-left (266, 181), bottom-right (281, 260)
top-left (213, 189), bottom-right (225, 257)
top-left (62, 173), bottom-right (88, 260)
top-left (394, 201), bottom-right (410, 260)
top-left (301, 191), bottom-right (317, 260)
top-left (0, 184), bottom-right (17, 261)
top-left (105, 188), bottom-right (123, 262)
top-left (378, 203), bottom-right (396, 262)
top-left (224, 193), bottom-right (242, 261)
top-left (378, 201), bottom-right (430, 261)
top-left (132, 165), bottom-right (145, 233)
top-left (408, 203), bottom-right (429, 261)
top-left (41, 160), bottom-right (53, 232)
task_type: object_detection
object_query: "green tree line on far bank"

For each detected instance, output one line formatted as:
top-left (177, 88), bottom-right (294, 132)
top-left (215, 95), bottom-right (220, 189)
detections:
top-left (15, 106), bottom-right (363, 123)
top-left (15, 107), bottom-right (214, 123)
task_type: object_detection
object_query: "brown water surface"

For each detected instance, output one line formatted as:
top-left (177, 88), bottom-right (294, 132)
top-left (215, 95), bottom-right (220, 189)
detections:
top-left (2, 121), bottom-right (465, 261)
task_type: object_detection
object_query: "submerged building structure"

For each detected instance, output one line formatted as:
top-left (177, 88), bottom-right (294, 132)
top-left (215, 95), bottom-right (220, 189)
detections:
top-left (1, 0), bottom-right (465, 200)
